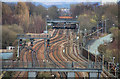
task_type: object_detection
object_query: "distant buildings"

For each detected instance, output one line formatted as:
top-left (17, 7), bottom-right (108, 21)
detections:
top-left (6, 46), bottom-right (15, 50)
top-left (0, 49), bottom-right (13, 59)
top-left (58, 8), bottom-right (71, 16)
top-left (0, 46), bottom-right (15, 59)
top-left (101, 0), bottom-right (118, 5)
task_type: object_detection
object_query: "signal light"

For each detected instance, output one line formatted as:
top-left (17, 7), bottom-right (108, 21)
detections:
top-left (31, 44), bottom-right (33, 46)
top-left (19, 39), bottom-right (22, 46)
top-left (47, 39), bottom-right (50, 47)
top-left (30, 42), bottom-right (33, 47)
top-left (30, 39), bottom-right (34, 47)
top-left (31, 41), bottom-right (33, 46)
top-left (20, 43), bottom-right (22, 46)
top-left (47, 44), bottom-right (49, 47)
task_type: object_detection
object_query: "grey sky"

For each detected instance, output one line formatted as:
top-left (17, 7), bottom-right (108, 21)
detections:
top-left (1, 0), bottom-right (118, 3)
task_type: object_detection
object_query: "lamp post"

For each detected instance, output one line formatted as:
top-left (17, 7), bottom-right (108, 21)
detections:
top-left (76, 16), bottom-right (78, 18)
top-left (76, 16), bottom-right (79, 34)
top-left (46, 15), bottom-right (49, 33)
top-left (76, 36), bottom-right (80, 55)
top-left (17, 40), bottom-right (19, 58)
top-left (113, 24), bottom-right (115, 27)
top-left (113, 57), bottom-right (115, 64)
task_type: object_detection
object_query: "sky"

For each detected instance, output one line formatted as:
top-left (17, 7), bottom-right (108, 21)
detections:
top-left (1, 0), bottom-right (118, 3)
top-left (1, 0), bottom-right (118, 8)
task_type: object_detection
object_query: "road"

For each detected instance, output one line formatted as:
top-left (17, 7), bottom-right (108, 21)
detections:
top-left (86, 34), bottom-right (112, 55)
top-left (85, 34), bottom-right (114, 77)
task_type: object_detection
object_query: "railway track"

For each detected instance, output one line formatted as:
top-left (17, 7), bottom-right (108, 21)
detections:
top-left (12, 28), bottom-right (111, 78)
top-left (61, 29), bottom-right (87, 78)
top-left (45, 29), bottom-right (67, 78)
top-left (47, 29), bottom-right (85, 78)
top-left (15, 29), bottom-right (59, 78)
top-left (31, 29), bottom-right (63, 78)
top-left (12, 30), bottom-right (49, 78)
top-left (13, 47), bottom-right (38, 78)
top-left (12, 47), bottom-right (29, 78)
top-left (22, 29), bottom-right (60, 78)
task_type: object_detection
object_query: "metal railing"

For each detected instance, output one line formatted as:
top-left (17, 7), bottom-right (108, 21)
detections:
top-left (1, 61), bottom-right (102, 69)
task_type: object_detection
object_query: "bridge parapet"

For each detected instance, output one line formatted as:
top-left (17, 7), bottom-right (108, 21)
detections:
top-left (1, 61), bottom-right (102, 69)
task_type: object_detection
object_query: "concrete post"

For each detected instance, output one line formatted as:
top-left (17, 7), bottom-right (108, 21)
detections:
top-left (28, 72), bottom-right (37, 79)
top-left (89, 72), bottom-right (98, 79)
top-left (67, 72), bottom-right (75, 79)
top-left (89, 72), bottom-right (101, 79)
top-left (98, 72), bottom-right (101, 79)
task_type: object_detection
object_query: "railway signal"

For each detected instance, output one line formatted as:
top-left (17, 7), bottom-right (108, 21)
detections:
top-left (47, 39), bottom-right (50, 47)
top-left (17, 34), bottom-right (49, 58)
top-left (99, 22), bottom-right (102, 27)
top-left (31, 41), bottom-right (33, 47)
top-left (30, 38), bottom-right (34, 47)
top-left (19, 39), bottom-right (23, 46)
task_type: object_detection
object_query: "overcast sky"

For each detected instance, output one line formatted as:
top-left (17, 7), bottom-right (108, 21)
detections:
top-left (1, 0), bottom-right (118, 3)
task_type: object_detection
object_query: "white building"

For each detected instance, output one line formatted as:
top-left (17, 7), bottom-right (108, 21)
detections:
top-left (6, 46), bottom-right (15, 50)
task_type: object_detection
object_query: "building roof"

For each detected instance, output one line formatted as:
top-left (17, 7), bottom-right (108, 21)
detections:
top-left (0, 49), bottom-right (13, 53)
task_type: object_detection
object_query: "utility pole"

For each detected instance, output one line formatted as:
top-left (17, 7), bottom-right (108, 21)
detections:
top-left (102, 55), bottom-right (104, 69)
top-left (44, 39), bottom-right (46, 59)
top-left (46, 24), bottom-right (48, 33)
top-left (95, 50), bottom-right (97, 68)
top-left (108, 62), bottom-right (110, 72)
top-left (88, 45), bottom-right (90, 63)
top-left (102, 20), bottom-right (104, 34)
top-left (46, 15), bottom-right (49, 33)
top-left (105, 20), bottom-right (107, 34)
top-left (97, 23), bottom-right (99, 37)
top-left (76, 35), bottom-right (80, 55)
top-left (17, 40), bottom-right (19, 58)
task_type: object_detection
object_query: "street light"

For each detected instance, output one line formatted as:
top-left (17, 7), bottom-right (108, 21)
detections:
top-left (113, 57), bottom-right (115, 64)
top-left (63, 49), bottom-right (65, 53)
top-left (52, 74), bottom-right (54, 77)
top-left (76, 36), bottom-right (79, 40)
top-left (76, 16), bottom-right (78, 19)
top-left (84, 28), bottom-right (87, 36)
top-left (46, 15), bottom-right (49, 33)
top-left (113, 24), bottom-right (115, 27)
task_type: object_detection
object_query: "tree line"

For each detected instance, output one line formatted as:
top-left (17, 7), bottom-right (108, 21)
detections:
top-left (71, 3), bottom-right (119, 76)
top-left (2, 2), bottom-right (119, 49)
top-left (70, 3), bottom-right (118, 31)
top-left (2, 2), bottom-right (59, 33)
top-left (2, 2), bottom-right (59, 48)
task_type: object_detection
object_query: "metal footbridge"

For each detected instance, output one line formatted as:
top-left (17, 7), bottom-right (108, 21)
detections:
top-left (1, 61), bottom-right (102, 72)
